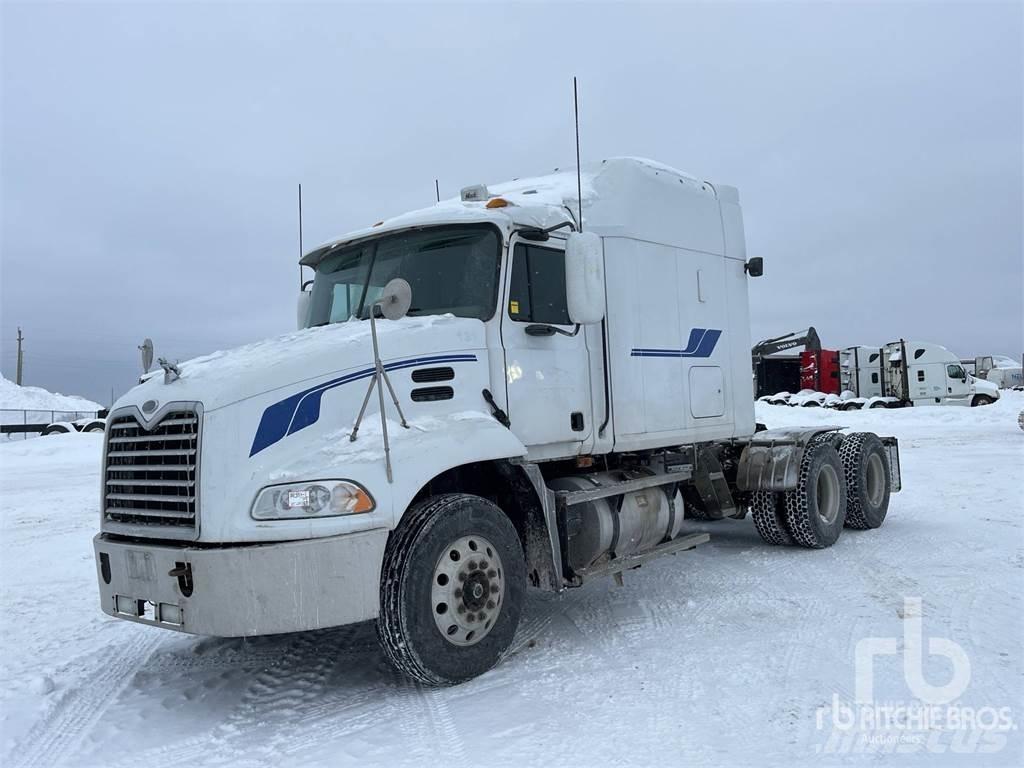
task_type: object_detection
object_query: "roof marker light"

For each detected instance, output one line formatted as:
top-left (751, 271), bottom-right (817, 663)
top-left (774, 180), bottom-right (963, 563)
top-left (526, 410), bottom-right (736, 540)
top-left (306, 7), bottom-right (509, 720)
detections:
top-left (485, 198), bottom-right (510, 209)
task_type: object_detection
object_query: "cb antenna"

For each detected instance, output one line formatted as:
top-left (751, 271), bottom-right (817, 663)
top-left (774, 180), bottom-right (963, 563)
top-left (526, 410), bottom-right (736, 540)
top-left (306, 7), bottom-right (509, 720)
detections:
top-left (573, 76), bottom-right (583, 231)
top-left (435, 179), bottom-right (440, 203)
top-left (297, 183), bottom-right (304, 290)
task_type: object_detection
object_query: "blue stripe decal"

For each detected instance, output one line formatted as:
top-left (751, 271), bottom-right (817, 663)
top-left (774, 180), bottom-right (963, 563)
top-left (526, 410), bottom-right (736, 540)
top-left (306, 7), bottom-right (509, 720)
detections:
top-left (631, 328), bottom-right (722, 358)
top-left (250, 353), bottom-right (477, 456)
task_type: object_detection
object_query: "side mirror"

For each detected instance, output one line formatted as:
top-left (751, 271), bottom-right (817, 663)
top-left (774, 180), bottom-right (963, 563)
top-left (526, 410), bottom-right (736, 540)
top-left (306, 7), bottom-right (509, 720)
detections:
top-left (565, 231), bottom-right (605, 325)
top-left (297, 290), bottom-right (312, 330)
top-left (745, 257), bottom-right (763, 277)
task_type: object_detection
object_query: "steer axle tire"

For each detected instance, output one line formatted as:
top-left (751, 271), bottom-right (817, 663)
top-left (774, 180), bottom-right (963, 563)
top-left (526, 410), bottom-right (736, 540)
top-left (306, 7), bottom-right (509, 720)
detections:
top-left (839, 432), bottom-right (891, 530)
top-left (377, 493), bottom-right (525, 686)
top-left (784, 443), bottom-right (847, 549)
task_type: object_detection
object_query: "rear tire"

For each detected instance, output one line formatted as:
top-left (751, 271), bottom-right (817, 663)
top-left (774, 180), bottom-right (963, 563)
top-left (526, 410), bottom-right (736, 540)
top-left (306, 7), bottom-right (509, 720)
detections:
top-left (751, 490), bottom-right (794, 546)
top-left (377, 493), bottom-right (525, 686)
top-left (839, 433), bottom-right (891, 529)
top-left (784, 443), bottom-right (847, 548)
top-left (41, 422), bottom-right (72, 436)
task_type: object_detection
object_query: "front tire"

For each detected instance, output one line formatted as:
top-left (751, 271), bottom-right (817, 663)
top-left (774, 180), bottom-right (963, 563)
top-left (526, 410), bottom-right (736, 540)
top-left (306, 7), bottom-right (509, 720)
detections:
top-left (377, 493), bottom-right (525, 686)
top-left (972, 395), bottom-right (995, 407)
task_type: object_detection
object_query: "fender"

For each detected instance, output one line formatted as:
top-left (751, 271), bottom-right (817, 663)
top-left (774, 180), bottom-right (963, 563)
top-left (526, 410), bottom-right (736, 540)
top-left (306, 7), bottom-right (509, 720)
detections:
top-left (735, 426), bottom-right (842, 492)
top-left (385, 411), bottom-right (529, 527)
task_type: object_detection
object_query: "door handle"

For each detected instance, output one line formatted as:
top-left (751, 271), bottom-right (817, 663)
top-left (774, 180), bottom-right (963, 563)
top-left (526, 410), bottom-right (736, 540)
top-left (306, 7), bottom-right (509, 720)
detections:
top-left (525, 323), bottom-right (581, 337)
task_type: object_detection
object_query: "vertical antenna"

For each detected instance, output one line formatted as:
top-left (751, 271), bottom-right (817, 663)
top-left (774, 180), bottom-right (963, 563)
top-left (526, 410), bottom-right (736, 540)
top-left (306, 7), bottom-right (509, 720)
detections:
top-left (573, 76), bottom-right (583, 231)
top-left (15, 327), bottom-right (24, 385)
top-left (435, 179), bottom-right (440, 202)
top-left (298, 183), bottom-right (304, 289)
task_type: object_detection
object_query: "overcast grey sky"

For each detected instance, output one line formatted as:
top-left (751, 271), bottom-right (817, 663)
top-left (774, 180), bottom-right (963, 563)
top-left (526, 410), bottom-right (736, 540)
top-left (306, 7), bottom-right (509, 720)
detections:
top-left (2, 1), bottom-right (1021, 405)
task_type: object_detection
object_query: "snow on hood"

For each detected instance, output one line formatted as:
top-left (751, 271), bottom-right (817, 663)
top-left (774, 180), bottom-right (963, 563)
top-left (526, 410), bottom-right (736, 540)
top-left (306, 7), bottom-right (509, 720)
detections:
top-left (267, 410), bottom-right (496, 481)
top-left (121, 314), bottom-right (484, 413)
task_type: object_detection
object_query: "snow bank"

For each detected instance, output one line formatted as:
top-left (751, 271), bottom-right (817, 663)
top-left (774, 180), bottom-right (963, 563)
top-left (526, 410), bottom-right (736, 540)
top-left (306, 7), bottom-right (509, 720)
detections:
top-left (756, 388), bottom-right (1024, 432)
top-left (0, 375), bottom-right (101, 413)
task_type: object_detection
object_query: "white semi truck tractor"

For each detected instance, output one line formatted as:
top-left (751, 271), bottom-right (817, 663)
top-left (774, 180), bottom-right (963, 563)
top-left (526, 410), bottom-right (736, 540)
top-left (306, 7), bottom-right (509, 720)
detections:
top-left (93, 158), bottom-right (901, 685)
top-left (840, 342), bottom-right (1000, 408)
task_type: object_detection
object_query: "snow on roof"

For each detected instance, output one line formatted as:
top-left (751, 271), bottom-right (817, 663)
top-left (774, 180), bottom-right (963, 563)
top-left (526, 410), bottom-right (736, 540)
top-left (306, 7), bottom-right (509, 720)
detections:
top-left (301, 157), bottom-right (722, 267)
top-left (0, 375), bottom-right (101, 413)
top-left (992, 355), bottom-right (1022, 369)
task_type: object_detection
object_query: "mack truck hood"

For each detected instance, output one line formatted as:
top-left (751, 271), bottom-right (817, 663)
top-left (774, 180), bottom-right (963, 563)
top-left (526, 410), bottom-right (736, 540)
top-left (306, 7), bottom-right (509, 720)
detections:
top-left (119, 315), bottom-right (486, 414)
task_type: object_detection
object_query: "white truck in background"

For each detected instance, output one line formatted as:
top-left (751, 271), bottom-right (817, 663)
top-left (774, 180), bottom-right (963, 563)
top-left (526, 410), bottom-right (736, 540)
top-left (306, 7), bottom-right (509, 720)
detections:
top-left (92, 158), bottom-right (901, 685)
top-left (968, 355), bottom-right (1023, 389)
top-left (840, 341), bottom-right (1000, 409)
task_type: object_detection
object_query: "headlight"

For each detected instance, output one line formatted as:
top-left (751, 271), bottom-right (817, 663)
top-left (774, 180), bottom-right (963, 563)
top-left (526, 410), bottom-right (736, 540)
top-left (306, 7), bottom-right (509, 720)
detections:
top-left (251, 480), bottom-right (375, 520)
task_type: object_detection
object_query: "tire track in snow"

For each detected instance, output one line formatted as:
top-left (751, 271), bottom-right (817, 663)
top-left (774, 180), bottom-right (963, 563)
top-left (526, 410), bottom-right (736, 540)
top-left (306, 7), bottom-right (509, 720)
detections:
top-left (103, 624), bottom-right (404, 768)
top-left (420, 684), bottom-right (469, 765)
top-left (11, 629), bottom-right (163, 768)
top-left (148, 630), bottom-right (348, 767)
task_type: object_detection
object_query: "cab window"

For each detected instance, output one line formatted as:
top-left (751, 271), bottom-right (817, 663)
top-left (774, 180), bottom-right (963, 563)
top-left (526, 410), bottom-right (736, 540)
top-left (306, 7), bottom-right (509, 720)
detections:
top-left (947, 364), bottom-right (965, 379)
top-left (508, 244), bottom-right (570, 325)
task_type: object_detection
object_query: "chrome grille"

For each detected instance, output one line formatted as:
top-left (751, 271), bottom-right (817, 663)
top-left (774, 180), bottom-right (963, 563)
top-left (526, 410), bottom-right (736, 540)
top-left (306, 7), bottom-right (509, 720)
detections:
top-left (104, 408), bottom-right (199, 532)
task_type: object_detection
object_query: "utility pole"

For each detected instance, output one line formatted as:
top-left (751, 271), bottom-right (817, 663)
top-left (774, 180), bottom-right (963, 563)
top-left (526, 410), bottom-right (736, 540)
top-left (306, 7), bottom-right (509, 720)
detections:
top-left (15, 327), bottom-right (24, 385)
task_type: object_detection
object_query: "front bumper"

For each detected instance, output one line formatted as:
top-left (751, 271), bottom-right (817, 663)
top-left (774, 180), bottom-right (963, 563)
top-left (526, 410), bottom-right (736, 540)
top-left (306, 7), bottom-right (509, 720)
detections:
top-left (93, 529), bottom-right (388, 637)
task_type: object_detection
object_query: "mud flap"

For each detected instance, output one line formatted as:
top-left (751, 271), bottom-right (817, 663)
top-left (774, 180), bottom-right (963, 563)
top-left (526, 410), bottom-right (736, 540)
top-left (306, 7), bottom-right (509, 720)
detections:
top-left (692, 447), bottom-right (738, 519)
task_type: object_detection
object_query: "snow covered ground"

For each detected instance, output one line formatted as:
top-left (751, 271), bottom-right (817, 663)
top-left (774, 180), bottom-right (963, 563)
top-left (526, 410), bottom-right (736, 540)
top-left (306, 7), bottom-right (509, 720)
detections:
top-left (1, 394), bottom-right (1021, 767)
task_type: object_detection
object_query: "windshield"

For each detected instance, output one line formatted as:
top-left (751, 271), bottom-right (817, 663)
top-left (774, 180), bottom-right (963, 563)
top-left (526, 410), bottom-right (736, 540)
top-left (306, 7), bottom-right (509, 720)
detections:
top-left (306, 224), bottom-right (501, 327)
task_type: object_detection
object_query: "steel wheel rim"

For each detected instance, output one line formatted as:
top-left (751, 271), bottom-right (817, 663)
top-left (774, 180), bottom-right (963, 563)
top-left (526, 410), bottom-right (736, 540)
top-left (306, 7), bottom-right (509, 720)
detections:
top-left (865, 452), bottom-right (885, 507)
top-left (431, 535), bottom-right (504, 647)
top-left (816, 464), bottom-right (840, 525)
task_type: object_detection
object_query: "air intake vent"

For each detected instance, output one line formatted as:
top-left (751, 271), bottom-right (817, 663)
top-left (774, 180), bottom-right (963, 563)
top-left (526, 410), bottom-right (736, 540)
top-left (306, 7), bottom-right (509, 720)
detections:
top-left (103, 407), bottom-right (200, 537)
top-left (411, 366), bottom-right (455, 383)
top-left (411, 386), bottom-right (454, 402)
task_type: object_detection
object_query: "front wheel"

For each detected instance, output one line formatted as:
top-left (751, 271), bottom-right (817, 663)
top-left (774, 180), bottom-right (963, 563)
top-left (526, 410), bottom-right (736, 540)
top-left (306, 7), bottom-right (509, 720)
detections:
top-left (377, 493), bottom-right (525, 685)
top-left (972, 395), bottom-right (995, 407)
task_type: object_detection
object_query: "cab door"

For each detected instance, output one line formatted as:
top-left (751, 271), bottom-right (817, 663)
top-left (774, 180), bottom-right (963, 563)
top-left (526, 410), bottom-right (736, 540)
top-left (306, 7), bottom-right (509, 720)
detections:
top-left (943, 363), bottom-right (971, 405)
top-left (500, 237), bottom-right (593, 454)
